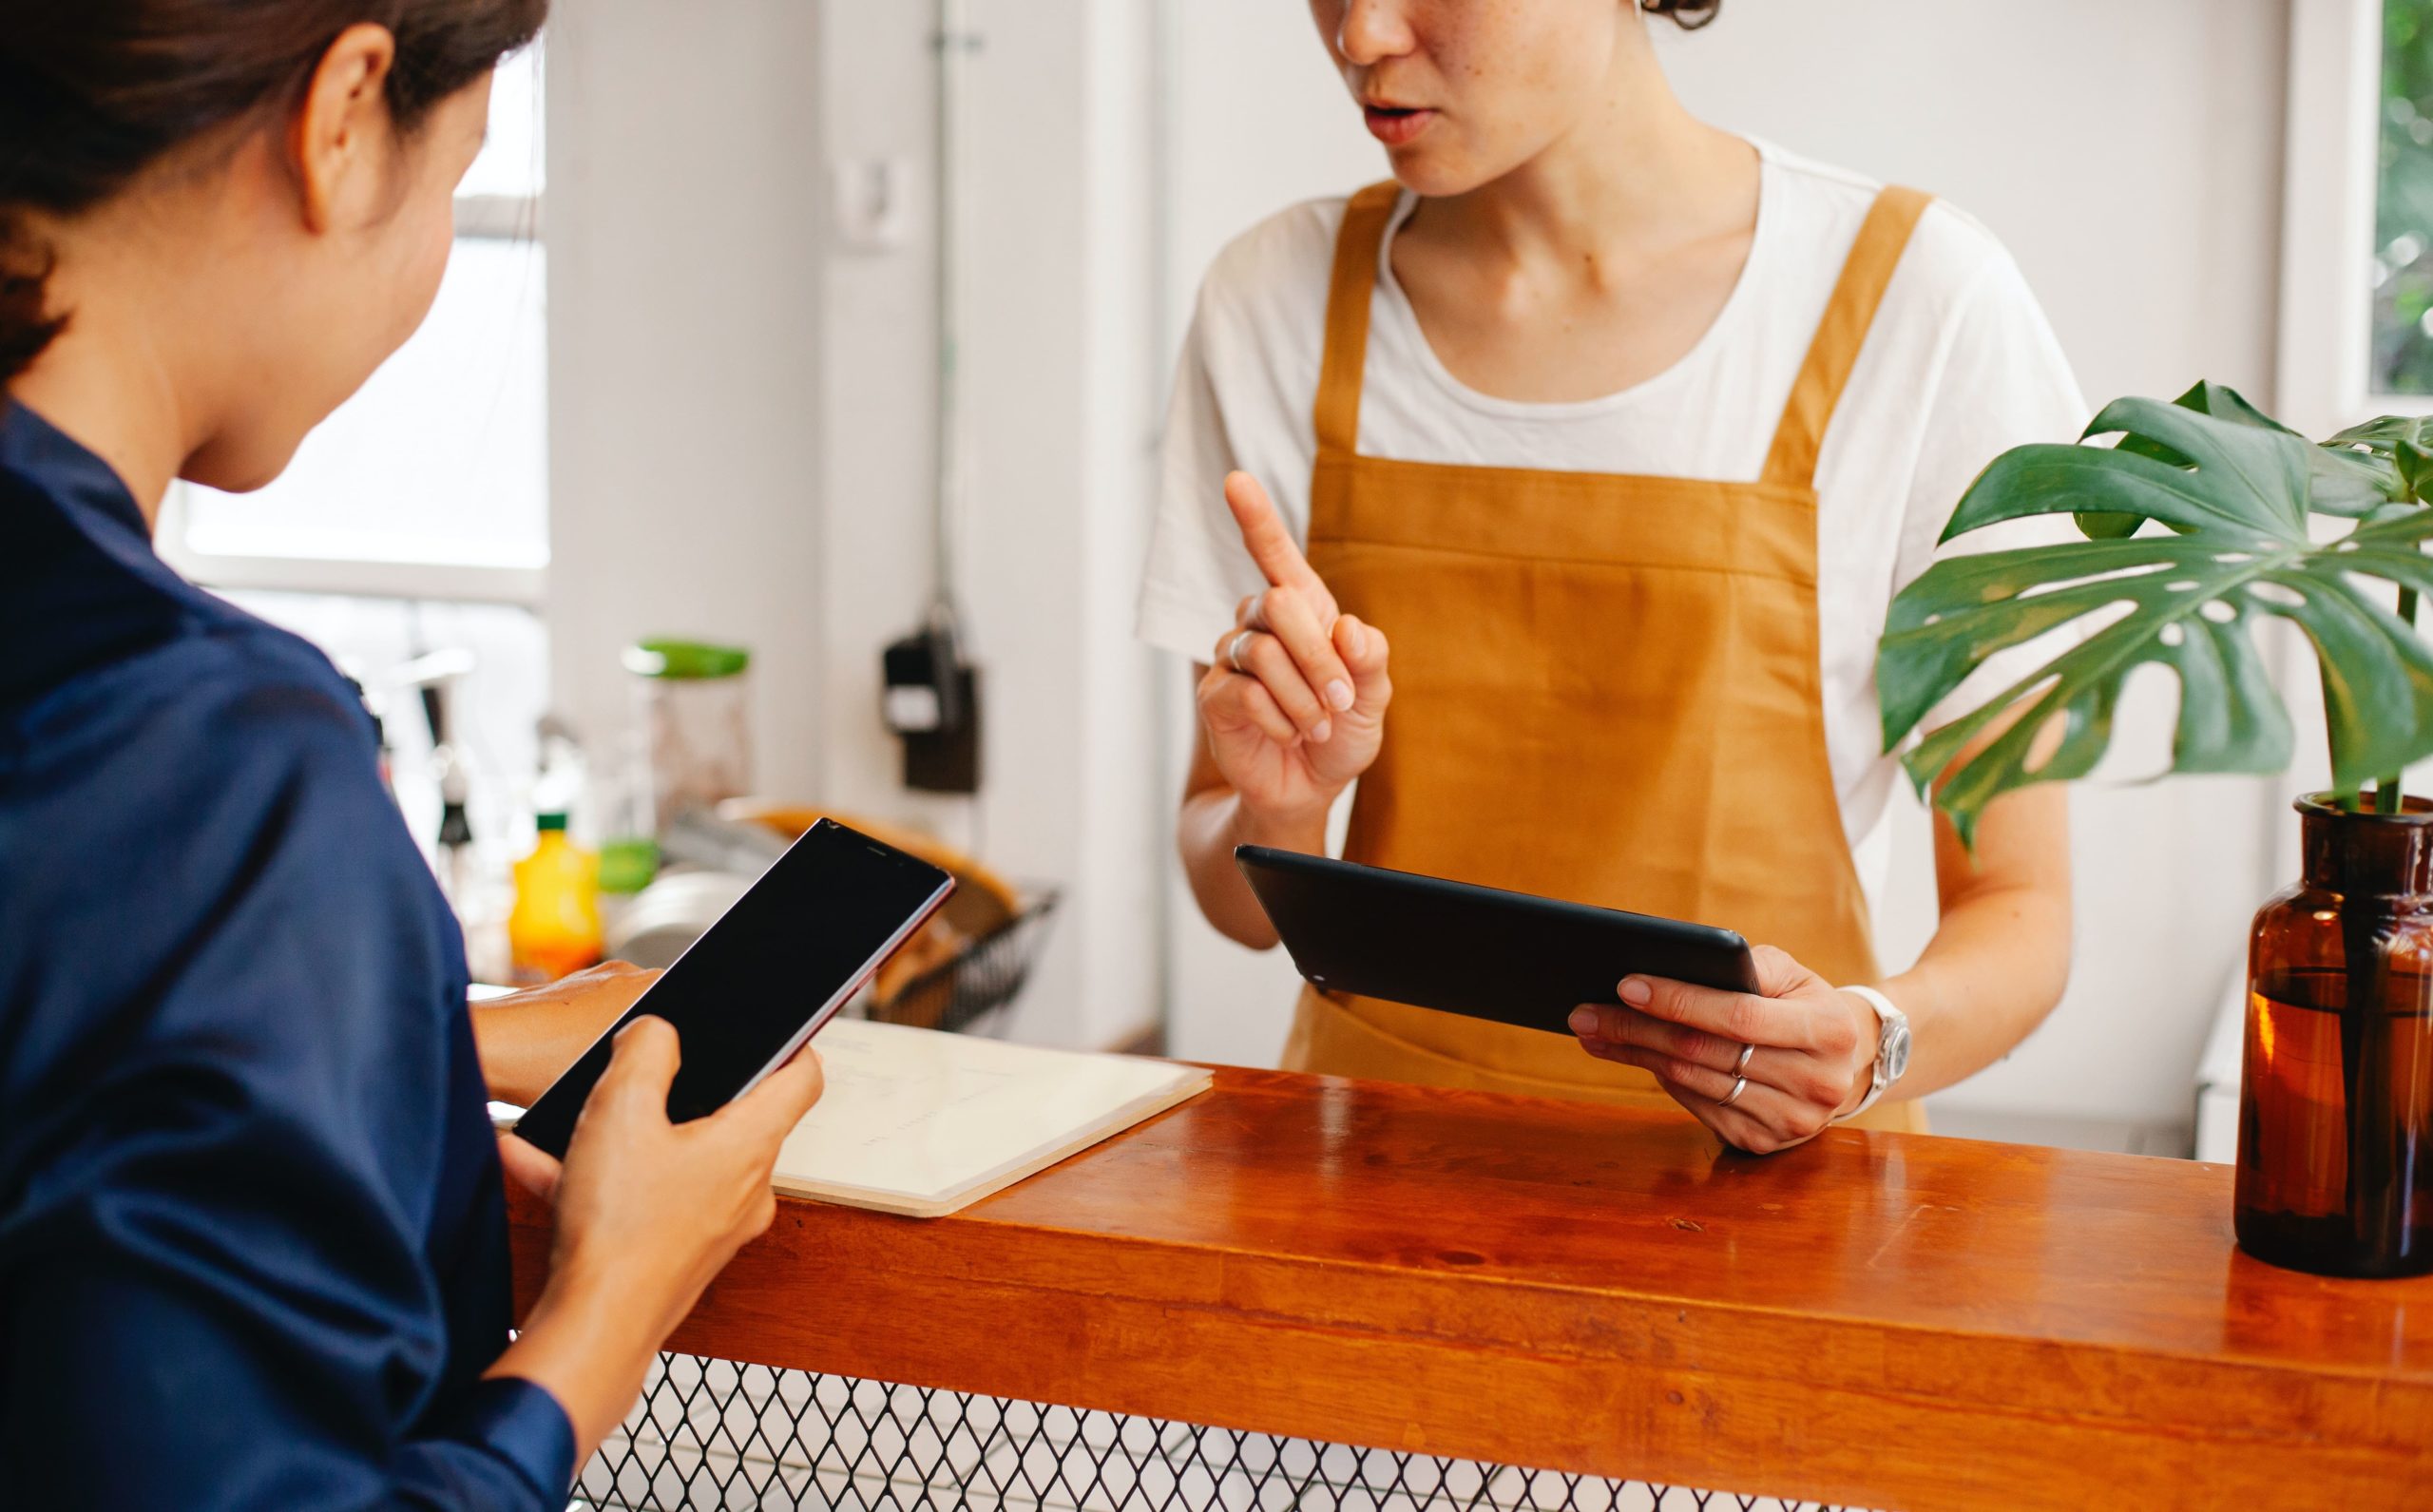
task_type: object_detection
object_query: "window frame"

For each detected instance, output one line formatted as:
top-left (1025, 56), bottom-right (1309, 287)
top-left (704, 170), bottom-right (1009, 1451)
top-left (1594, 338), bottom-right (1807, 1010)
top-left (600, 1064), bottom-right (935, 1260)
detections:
top-left (2280, 0), bottom-right (2433, 435)
top-left (156, 184), bottom-right (547, 609)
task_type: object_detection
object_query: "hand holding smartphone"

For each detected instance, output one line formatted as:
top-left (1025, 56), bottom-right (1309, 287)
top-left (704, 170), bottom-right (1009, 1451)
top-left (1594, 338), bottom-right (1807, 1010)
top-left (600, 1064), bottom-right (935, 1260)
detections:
top-left (511, 819), bottom-right (954, 1158)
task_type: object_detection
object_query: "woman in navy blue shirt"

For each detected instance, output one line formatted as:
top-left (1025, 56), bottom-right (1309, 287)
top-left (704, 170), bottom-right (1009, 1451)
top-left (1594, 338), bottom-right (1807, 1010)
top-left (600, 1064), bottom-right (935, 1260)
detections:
top-left (0, 6), bottom-right (827, 1506)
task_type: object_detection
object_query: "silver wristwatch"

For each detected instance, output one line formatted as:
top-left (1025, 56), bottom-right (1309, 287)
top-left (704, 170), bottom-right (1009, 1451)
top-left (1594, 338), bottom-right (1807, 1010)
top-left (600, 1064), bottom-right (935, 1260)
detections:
top-left (1834, 985), bottom-right (1910, 1123)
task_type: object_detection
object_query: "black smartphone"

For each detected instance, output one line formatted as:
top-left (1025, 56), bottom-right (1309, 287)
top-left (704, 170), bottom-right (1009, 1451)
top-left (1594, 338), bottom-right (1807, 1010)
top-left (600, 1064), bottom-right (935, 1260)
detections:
top-left (1235, 846), bottom-right (1760, 1037)
top-left (512, 819), bottom-right (955, 1159)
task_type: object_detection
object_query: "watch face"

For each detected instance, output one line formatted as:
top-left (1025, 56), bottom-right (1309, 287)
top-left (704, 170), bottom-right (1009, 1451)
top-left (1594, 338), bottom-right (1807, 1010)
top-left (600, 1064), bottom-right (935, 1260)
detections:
top-left (1882, 1021), bottom-right (1913, 1083)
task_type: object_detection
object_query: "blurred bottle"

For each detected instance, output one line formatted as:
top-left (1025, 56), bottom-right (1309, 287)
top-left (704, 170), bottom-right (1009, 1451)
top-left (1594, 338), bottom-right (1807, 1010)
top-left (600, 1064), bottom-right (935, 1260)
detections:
top-left (431, 746), bottom-right (478, 909)
top-left (533, 715), bottom-right (589, 828)
top-left (508, 813), bottom-right (603, 985)
top-left (594, 729), bottom-right (661, 937)
top-left (343, 673), bottom-right (399, 808)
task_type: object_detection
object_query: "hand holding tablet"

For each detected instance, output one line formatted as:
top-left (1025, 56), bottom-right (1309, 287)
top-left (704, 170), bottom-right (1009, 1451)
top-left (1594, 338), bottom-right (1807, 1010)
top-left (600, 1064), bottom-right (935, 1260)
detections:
top-left (1234, 847), bottom-right (1888, 1154)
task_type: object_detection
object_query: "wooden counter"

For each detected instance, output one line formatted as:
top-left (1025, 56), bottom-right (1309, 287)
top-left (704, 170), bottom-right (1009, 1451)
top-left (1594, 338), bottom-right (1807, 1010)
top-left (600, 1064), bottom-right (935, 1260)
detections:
top-left (509, 1066), bottom-right (2433, 1511)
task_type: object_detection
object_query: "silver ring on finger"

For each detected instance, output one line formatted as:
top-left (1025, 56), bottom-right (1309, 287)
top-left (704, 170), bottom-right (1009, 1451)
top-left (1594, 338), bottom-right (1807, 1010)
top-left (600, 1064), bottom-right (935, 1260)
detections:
top-left (1732, 1042), bottom-right (1755, 1078)
top-left (1224, 629), bottom-right (1257, 675)
top-left (1717, 1075), bottom-right (1750, 1109)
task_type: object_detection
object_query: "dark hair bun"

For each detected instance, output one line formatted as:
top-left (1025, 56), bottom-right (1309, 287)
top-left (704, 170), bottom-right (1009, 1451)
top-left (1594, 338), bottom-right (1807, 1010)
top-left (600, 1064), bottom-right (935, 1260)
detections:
top-left (1644, 0), bottom-right (1722, 28)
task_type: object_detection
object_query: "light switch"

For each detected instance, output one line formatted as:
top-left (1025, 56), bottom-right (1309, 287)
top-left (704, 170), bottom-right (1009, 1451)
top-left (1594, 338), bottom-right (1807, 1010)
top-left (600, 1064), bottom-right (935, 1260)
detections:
top-left (832, 157), bottom-right (913, 254)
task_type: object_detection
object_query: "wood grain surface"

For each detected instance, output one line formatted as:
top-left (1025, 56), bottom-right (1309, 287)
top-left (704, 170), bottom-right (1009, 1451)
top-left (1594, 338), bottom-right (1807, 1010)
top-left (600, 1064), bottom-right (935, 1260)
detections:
top-left (509, 1066), bottom-right (2433, 1511)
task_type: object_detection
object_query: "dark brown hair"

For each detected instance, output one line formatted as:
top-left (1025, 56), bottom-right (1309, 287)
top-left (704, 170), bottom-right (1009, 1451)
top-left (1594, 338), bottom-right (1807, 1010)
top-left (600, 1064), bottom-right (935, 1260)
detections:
top-left (1644, 0), bottom-right (1722, 29)
top-left (0, 0), bottom-right (547, 382)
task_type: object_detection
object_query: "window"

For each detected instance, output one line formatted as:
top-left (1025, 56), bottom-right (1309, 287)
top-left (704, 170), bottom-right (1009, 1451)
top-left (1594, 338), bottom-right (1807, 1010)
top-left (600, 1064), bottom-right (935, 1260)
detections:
top-left (166, 46), bottom-right (548, 598)
top-left (160, 47), bottom-right (554, 887)
top-left (2375, 0), bottom-right (2433, 392)
top-left (2278, 0), bottom-right (2433, 435)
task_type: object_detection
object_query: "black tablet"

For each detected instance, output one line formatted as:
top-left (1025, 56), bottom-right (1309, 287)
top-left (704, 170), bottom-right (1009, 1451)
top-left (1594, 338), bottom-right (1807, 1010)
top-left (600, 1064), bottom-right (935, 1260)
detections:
top-left (1235, 846), bottom-right (1759, 1037)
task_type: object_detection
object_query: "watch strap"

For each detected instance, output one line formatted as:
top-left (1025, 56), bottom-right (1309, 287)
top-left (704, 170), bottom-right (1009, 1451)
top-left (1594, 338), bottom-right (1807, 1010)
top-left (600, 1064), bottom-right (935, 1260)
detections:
top-left (1834, 985), bottom-right (1905, 1124)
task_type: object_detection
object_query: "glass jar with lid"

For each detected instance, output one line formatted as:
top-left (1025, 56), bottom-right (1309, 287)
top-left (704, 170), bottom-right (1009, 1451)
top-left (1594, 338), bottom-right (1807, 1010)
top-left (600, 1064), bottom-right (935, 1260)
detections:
top-left (623, 638), bottom-right (753, 831)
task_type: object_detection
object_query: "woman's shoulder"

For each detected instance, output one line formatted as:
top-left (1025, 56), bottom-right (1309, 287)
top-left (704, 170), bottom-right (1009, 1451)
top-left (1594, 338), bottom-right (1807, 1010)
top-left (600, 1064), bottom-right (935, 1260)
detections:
top-left (0, 606), bottom-right (451, 1108)
top-left (21, 587), bottom-right (369, 768)
top-left (1758, 141), bottom-right (2039, 317)
top-left (0, 416), bottom-right (363, 746)
top-left (5, 564), bottom-right (388, 904)
top-left (1192, 190), bottom-right (1370, 343)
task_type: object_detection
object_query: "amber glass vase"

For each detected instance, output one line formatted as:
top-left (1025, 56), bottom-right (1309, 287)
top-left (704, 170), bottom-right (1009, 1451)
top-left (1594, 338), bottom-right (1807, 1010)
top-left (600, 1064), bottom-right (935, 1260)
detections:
top-left (2236, 795), bottom-right (2433, 1277)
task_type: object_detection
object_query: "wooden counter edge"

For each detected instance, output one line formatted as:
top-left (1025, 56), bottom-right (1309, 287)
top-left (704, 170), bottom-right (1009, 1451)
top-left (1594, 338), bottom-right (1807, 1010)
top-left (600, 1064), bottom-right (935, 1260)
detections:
top-left (508, 1187), bottom-right (2430, 1512)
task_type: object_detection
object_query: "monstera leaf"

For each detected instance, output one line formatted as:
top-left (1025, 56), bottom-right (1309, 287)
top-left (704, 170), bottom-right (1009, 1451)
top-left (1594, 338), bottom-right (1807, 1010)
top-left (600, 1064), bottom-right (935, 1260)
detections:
top-left (2320, 410), bottom-right (2433, 506)
top-left (1879, 386), bottom-right (2433, 846)
top-left (2075, 382), bottom-right (2400, 535)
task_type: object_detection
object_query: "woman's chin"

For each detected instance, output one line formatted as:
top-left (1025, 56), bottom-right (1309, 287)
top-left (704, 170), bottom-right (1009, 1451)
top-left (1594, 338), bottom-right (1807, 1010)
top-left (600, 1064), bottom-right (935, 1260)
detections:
top-left (182, 434), bottom-right (305, 496)
top-left (1382, 146), bottom-right (1504, 201)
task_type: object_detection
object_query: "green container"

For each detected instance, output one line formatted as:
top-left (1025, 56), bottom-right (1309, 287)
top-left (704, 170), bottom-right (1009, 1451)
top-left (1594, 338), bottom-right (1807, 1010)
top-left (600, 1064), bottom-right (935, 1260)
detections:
top-left (598, 835), bottom-right (661, 896)
top-left (623, 639), bottom-right (752, 681)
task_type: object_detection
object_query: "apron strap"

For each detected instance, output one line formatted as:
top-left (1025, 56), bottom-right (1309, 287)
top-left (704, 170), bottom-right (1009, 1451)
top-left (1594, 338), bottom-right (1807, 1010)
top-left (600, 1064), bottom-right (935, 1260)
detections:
top-left (1760, 185), bottom-right (1934, 489)
top-left (1312, 182), bottom-right (1405, 458)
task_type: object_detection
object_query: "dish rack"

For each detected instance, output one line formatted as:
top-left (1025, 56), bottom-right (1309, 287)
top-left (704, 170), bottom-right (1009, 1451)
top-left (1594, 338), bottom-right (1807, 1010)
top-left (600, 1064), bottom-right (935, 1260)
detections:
top-left (855, 887), bottom-right (1061, 1037)
top-left (666, 806), bottom-right (1062, 1039)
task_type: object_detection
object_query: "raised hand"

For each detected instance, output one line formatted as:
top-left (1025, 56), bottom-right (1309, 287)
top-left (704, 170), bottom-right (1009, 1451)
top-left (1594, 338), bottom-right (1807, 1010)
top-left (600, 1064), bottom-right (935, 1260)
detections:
top-left (1197, 471), bottom-right (1392, 825)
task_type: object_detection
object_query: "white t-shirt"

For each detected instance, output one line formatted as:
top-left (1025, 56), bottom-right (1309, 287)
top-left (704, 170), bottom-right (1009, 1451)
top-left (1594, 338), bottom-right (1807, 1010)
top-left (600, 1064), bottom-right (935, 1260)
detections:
top-left (1137, 140), bottom-right (2088, 910)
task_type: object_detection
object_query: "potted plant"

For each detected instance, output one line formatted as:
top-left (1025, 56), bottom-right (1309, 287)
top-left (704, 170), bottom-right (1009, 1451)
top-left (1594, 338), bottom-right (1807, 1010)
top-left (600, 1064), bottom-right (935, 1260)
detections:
top-left (1879, 383), bottom-right (2433, 1278)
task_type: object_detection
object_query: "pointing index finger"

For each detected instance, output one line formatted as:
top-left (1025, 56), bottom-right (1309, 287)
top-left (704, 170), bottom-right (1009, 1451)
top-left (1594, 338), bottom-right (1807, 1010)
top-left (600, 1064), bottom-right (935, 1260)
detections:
top-left (1224, 471), bottom-right (1318, 591)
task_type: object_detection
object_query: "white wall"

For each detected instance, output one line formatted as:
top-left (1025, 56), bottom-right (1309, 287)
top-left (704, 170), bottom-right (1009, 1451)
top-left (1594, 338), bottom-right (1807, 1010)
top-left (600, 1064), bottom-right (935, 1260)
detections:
top-left (1157, 0), bottom-right (2298, 1142)
top-left (545, 0), bottom-right (829, 803)
top-left (812, 0), bottom-right (1164, 1052)
top-left (546, 0), bottom-right (1162, 1055)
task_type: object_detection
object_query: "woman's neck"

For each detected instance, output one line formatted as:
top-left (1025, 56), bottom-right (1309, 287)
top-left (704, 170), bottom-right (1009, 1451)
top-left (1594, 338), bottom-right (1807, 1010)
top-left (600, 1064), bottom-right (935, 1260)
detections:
top-left (1384, 28), bottom-right (1763, 406)
top-left (10, 334), bottom-right (192, 528)
top-left (8, 215), bottom-right (213, 527)
top-left (1424, 36), bottom-right (1756, 280)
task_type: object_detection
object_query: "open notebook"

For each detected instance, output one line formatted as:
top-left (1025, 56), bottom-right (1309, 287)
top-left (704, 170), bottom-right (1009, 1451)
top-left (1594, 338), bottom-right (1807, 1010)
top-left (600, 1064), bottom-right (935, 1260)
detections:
top-left (488, 1010), bottom-right (1209, 1218)
top-left (769, 1019), bottom-right (1208, 1217)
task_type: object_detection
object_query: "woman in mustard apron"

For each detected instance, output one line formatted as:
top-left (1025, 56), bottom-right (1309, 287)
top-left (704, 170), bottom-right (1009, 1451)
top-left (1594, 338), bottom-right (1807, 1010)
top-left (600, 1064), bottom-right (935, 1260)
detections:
top-left (1139, 0), bottom-right (2079, 1152)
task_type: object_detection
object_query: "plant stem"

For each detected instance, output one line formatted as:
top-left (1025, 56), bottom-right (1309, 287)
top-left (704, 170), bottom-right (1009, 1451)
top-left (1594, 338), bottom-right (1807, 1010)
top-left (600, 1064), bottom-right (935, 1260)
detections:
top-left (2378, 586), bottom-right (2423, 815)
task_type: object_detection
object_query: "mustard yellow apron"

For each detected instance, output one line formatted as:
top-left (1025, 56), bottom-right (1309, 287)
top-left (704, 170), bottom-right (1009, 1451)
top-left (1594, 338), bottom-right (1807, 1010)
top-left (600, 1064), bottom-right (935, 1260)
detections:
top-left (1281, 181), bottom-right (1932, 1135)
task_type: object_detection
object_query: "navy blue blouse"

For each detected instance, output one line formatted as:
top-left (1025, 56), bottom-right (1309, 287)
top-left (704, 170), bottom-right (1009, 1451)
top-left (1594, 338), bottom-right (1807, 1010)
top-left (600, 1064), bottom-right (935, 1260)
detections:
top-left (0, 404), bottom-right (575, 1507)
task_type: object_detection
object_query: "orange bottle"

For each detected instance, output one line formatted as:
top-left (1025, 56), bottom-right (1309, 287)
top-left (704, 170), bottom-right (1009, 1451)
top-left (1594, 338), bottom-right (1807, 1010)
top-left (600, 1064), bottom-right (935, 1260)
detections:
top-left (508, 813), bottom-right (603, 984)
